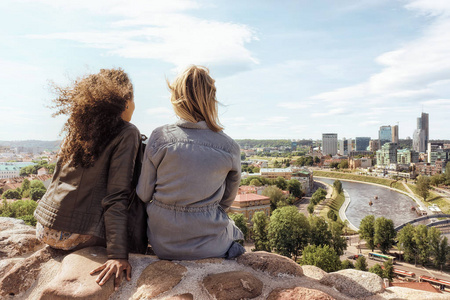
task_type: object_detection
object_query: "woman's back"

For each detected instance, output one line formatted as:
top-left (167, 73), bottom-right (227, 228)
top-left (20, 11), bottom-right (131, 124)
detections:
top-left (137, 120), bottom-right (242, 260)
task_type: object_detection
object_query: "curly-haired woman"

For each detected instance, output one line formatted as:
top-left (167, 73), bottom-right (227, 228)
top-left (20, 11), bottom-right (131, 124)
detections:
top-left (137, 65), bottom-right (245, 260)
top-left (34, 68), bottom-right (141, 290)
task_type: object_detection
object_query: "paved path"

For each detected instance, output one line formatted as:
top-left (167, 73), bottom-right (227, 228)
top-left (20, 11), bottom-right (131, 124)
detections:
top-left (340, 190), bottom-right (358, 231)
top-left (401, 181), bottom-right (431, 215)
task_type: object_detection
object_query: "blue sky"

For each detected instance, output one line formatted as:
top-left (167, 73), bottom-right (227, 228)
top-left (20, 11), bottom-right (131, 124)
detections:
top-left (1, 0), bottom-right (450, 141)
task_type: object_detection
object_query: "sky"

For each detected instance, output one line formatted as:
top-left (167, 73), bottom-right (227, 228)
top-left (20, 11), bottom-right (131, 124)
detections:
top-left (1, 0), bottom-right (450, 141)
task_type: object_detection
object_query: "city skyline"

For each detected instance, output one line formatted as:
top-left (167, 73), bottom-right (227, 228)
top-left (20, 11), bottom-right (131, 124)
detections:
top-left (1, 0), bottom-right (450, 141)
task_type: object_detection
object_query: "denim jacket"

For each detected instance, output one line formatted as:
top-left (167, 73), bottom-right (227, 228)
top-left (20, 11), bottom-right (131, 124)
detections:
top-left (136, 120), bottom-right (243, 260)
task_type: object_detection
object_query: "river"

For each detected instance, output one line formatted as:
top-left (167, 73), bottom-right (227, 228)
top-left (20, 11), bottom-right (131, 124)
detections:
top-left (317, 178), bottom-right (418, 228)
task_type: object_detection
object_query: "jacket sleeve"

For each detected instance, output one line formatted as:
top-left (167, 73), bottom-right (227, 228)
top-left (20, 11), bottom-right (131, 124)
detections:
top-left (136, 142), bottom-right (157, 203)
top-left (219, 145), bottom-right (241, 211)
top-left (102, 125), bottom-right (140, 259)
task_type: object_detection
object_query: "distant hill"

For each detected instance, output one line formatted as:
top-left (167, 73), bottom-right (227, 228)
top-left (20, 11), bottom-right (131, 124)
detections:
top-left (0, 140), bottom-right (61, 152)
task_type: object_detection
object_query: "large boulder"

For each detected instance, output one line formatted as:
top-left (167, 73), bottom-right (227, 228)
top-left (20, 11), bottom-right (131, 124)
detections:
top-left (319, 269), bottom-right (384, 298)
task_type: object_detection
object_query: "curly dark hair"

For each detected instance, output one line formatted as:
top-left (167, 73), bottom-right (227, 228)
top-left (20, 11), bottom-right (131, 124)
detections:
top-left (50, 68), bottom-right (133, 168)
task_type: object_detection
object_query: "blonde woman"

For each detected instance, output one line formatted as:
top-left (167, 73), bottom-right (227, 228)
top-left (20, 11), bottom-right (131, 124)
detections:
top-left (137, 65), bottom-right (244, 260)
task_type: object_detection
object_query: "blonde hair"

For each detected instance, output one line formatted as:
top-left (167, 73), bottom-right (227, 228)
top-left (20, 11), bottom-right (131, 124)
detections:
top-left (168, 65), bottom-right (223, 132)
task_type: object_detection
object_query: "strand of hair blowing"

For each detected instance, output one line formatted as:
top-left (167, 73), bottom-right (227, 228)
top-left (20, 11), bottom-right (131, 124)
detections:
top-left (50, 68), bottom-right (133, 168)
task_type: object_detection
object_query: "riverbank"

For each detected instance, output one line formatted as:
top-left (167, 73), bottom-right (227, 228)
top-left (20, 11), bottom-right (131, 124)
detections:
top-left (315, 179), bottom-right (358, 233)
top-left (313, 170), bottom-right (408, 192)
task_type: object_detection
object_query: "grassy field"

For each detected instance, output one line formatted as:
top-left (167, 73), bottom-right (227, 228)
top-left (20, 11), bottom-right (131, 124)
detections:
top-left (319, 189), bottom-right (357, 234)
top-left (407, 184), bottom-right (450, 214)
top-left (313, 170), bottom-right (408, 193)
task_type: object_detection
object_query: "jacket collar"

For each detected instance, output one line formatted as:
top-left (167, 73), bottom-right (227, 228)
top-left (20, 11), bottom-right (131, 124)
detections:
top-left (176, 119), bottom-right (209, 130)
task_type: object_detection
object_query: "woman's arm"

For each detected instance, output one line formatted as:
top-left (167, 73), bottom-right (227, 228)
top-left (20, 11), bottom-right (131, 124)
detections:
top-left (219, 145), bottom-right (242, 210)
top-left (92, 125), bottom-right (140, 289)
top-left (136, 139), bottom-right (157, 203)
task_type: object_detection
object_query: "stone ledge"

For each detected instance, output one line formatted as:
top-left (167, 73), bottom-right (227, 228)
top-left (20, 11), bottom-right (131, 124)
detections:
top-left (1, 217), bottom-right (448, 299)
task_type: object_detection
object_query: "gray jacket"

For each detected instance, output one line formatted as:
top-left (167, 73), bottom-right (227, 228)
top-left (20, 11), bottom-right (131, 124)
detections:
top-left (137, 120), bottom-right (243, 260)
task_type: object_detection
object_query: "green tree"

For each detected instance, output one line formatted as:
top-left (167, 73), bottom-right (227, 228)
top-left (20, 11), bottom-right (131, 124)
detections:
top-left (333, 180), bottom-right (343, 195)
top-left (416, 176), bottom-right (431, 201)
top-left (268, 206), bottom-right (310, 260)
top-left (330, 162), bottom-right (339, 169)
top-left (428, 226), bottom-right (441, 267)
top-left (414, 225), bottom-right (430, 265)
top-left (2, 189), bottom-right (21, 200)
top-left (383, 259), bottom-right (394, 281)
top-left (359, 215), bottom-right (375, 251)
top-left (251, 211), bottom-right (270, 252)
top-left (374, 217), bottom-right (396, 253)
top-left (338, 160), bottom-right (349, 169)
top-left (301, 244), bottom-right (341, 272)
top-left (430, 174), bottom-right (445, 187)
top-left (250, 179), bottom-right (262, 186)
top-left (445, 163), bottom-right (450, 184)
top-left (46, 163), bottom-right (56, 175)
top-left (369, 264), bottom-right (383, 278)
top-left (274, 177), bottom-right (287, 190)
top-left (307, 202), bottom-right (314, 214)
top-left (30, 188), bottom-right (46, 201)
top-left (327, 210), bottom-right (337, 221)
top-left (397, 224), bottom-right (418, 265)
top-left (30, 180), bottom-right (45, 190)
top-left (273, 160), bottom-right (281, 168)
top-left (341, 260), bottom-right (354, 269)
top-left (314, 156), bottom-right (320, 164)
top-left (308, 216), bottom-right (332, 247)
top-left (435, 236), bottom-right (449, 271)
top-left (262, 185), bottom-right (285, 212)
top-left (329, 221), bottom-right (347, 256)
top-left (21, 178), bottom-right (31, 192)
top-left (0, 199), bottom-right (37, 226)
top-left (229, 213), bottom-right (248, 241)
top-left (355, 256), bottom-right (368, 271)
top-left (287, 179), bottom-right (302, 198)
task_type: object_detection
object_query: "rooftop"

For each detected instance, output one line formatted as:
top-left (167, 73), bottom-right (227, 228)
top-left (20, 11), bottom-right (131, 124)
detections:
top-left (233, 193), bottom-right (270, 202)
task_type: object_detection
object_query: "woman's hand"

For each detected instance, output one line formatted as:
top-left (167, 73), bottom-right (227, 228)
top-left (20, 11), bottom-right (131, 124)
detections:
top-left (90, 259), bottom-right (132, 291)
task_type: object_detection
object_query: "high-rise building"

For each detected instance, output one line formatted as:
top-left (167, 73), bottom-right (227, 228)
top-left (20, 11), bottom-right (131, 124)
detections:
top-left (392, 125), bottom-right (399, 145)
top-left (379, 126), bottom-right (392, 147)
top-left (421, 112), bottom-right (429, 147)
top-left (427, 142), bottom-right (450, 164)
top-left (369, 140), bottom-right (380, 152)
top-left (413, 112), bottom-right (429, 153)
top-left (376, 143), bottom-right (397, 166)
top-left (339, 138), bottom-right (348, 155)
top-left (397, 149), bottom-right (419, 164)
top-left (322, 133), bottom-right (338, 156)
top-left (355, 137), bottom-right (371, 151)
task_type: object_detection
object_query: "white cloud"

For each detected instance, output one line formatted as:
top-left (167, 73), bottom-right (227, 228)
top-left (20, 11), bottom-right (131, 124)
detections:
top-left (277, 102), bottom-right (310, 109)
top-left (420, 98), bottom-right (450, 107)
top-left (310, 0), bottom-right (450, 121)
top-left (311, 108), bottom-right (347, 118)
top-left (26, 1), bottom-right (258, 71)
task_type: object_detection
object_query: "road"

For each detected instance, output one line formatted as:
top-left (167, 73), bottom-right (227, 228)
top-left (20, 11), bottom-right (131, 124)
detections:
top-left (343, 235), bottom-right (450, 282)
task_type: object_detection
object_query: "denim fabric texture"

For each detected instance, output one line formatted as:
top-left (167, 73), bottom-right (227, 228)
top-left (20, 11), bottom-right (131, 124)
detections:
top-left (137, 120), bottom-right (244, 260)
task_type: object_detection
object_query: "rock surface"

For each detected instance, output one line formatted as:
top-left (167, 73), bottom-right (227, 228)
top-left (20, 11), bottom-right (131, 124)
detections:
top-left (319, 269), bottom-right (384, 298)
top-left (267, 287), bottom-right (336, 300)
top-left (1, 217), bottom-right (449, 299)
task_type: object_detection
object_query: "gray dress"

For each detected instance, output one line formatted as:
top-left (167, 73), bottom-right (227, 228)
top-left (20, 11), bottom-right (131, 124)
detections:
top-left (136, 120), bottom-right (243, 260)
